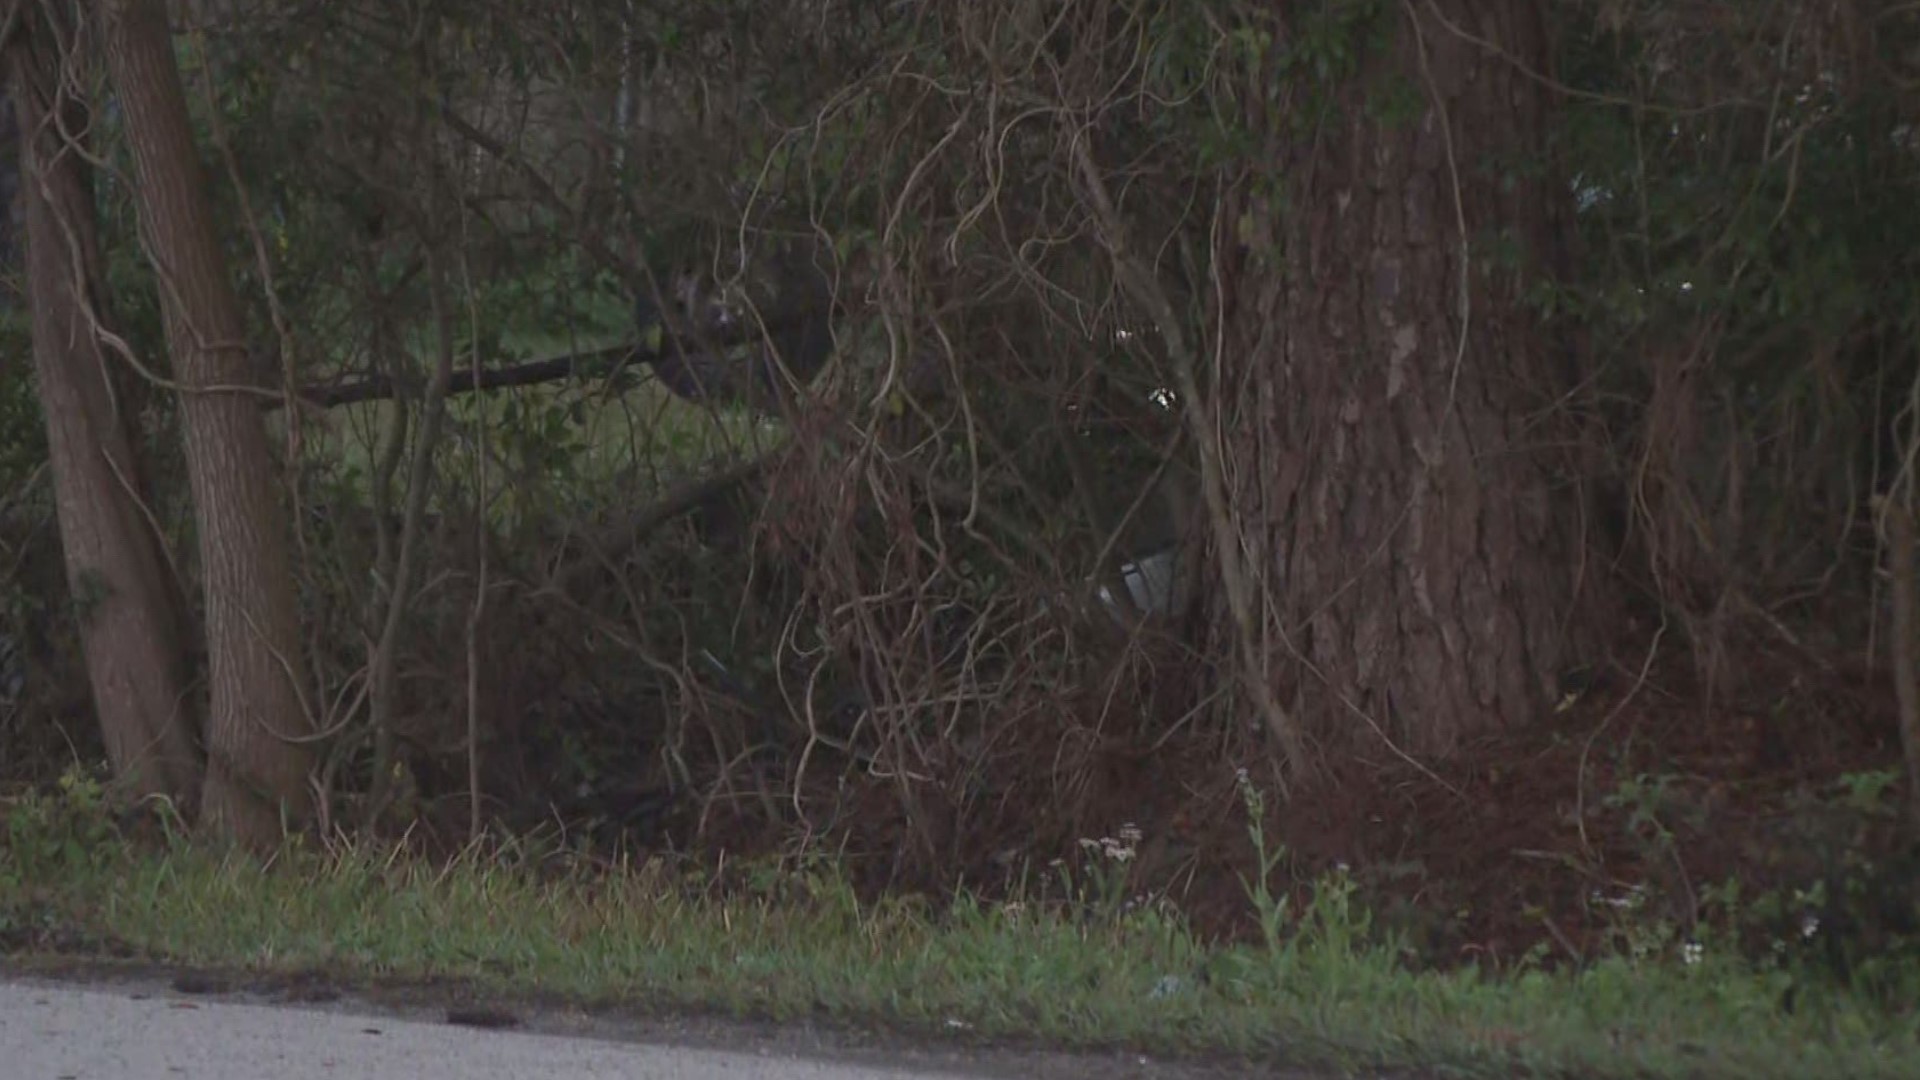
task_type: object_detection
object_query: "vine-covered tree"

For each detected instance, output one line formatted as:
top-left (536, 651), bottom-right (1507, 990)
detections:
top-left (1210, 0), bottom-right (1602, 762)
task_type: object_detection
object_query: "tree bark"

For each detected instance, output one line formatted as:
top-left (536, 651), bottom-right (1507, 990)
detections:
top-left (101, 0), bottom-right (315, 846)
top-left (6, 7), bottom-right (201, 809)
top-left (1220, 0), bottom-right (1599, 758)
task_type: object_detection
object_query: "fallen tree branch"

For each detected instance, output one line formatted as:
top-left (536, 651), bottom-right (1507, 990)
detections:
top-left (271, 308), bottom-right (820, 412)
top-left (281, 341), bottom-right (637, 410)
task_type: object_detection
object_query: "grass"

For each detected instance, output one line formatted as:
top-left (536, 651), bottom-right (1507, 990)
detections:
top-left (4, 775), bottom-right (1918, 1078)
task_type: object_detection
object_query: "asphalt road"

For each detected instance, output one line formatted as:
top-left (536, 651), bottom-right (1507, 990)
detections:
top-left (0, 974), bottom-right (1262, 1080)
top-left (0, 979), bottom-right (962, 1079)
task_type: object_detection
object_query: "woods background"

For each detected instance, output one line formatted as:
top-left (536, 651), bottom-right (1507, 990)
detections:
top-left (2, 0), bottom-right (1917, 970)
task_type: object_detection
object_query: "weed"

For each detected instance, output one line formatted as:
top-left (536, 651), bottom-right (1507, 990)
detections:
top-left (1232, 767), bottom-right (1292, 953)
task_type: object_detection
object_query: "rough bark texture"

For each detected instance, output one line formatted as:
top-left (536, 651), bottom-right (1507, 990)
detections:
top-left (101, 0), bottom-right (315, 846)
top-left (7, 11), bottom-right (201, 808)
top-left (1222, 0), bottom-right (1596, 757)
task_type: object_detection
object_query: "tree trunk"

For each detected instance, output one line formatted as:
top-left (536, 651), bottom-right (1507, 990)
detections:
top-left (6, 9), bottom-right (201, 809)
top-left (1220, 0), bottom-right (1599, 758)
top-left (101, 0), bottom-right (315, 847)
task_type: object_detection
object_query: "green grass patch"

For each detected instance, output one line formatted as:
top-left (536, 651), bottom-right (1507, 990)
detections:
top-left (3, 775), bottom-right (1917, 1078)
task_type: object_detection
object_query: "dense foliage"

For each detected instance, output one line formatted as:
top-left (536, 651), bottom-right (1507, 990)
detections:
top-left (2, 0), bottom-right (1916, 976)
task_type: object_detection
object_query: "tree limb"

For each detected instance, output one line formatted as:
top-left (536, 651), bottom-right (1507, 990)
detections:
top-left (274, 308), bottom-right (820, 412)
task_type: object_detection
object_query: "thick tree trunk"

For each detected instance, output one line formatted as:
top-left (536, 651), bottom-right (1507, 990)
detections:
top-left (1221, 0), bottom-right (1598, 758)
top-left (101, 0), bottom-right (315, 846)
top-left (6, 11), bottom-right (201, 808)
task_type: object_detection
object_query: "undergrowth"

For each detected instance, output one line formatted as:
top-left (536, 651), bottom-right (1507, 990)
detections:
top-left (3, 768), bottom-right (1918, 1079)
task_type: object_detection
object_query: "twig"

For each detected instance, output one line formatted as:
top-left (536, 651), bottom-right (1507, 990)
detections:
top-left (1576, 619), bottom-right (1668, 859)
top-left (461, 197), bottom-right (489, 842)
top-left (1417, 0), bottom-right (1759, 117)
top-left (1067, 132), bottom-right (1306, 786)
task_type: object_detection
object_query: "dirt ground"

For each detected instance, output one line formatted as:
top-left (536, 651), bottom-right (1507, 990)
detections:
top-left (6, 622), bottom-right (1912, 972)
top-left (1164, 643), bottom-right (1912, 965)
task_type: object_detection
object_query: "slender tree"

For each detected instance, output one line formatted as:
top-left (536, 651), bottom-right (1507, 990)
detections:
top-left (100, 0), bottom-right (315, 847)
top-left (5, 3), bottom-right (200, 809)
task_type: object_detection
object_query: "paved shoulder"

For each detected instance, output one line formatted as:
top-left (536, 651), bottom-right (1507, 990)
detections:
top-left (1, 979), bottom-right (932, 1080)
